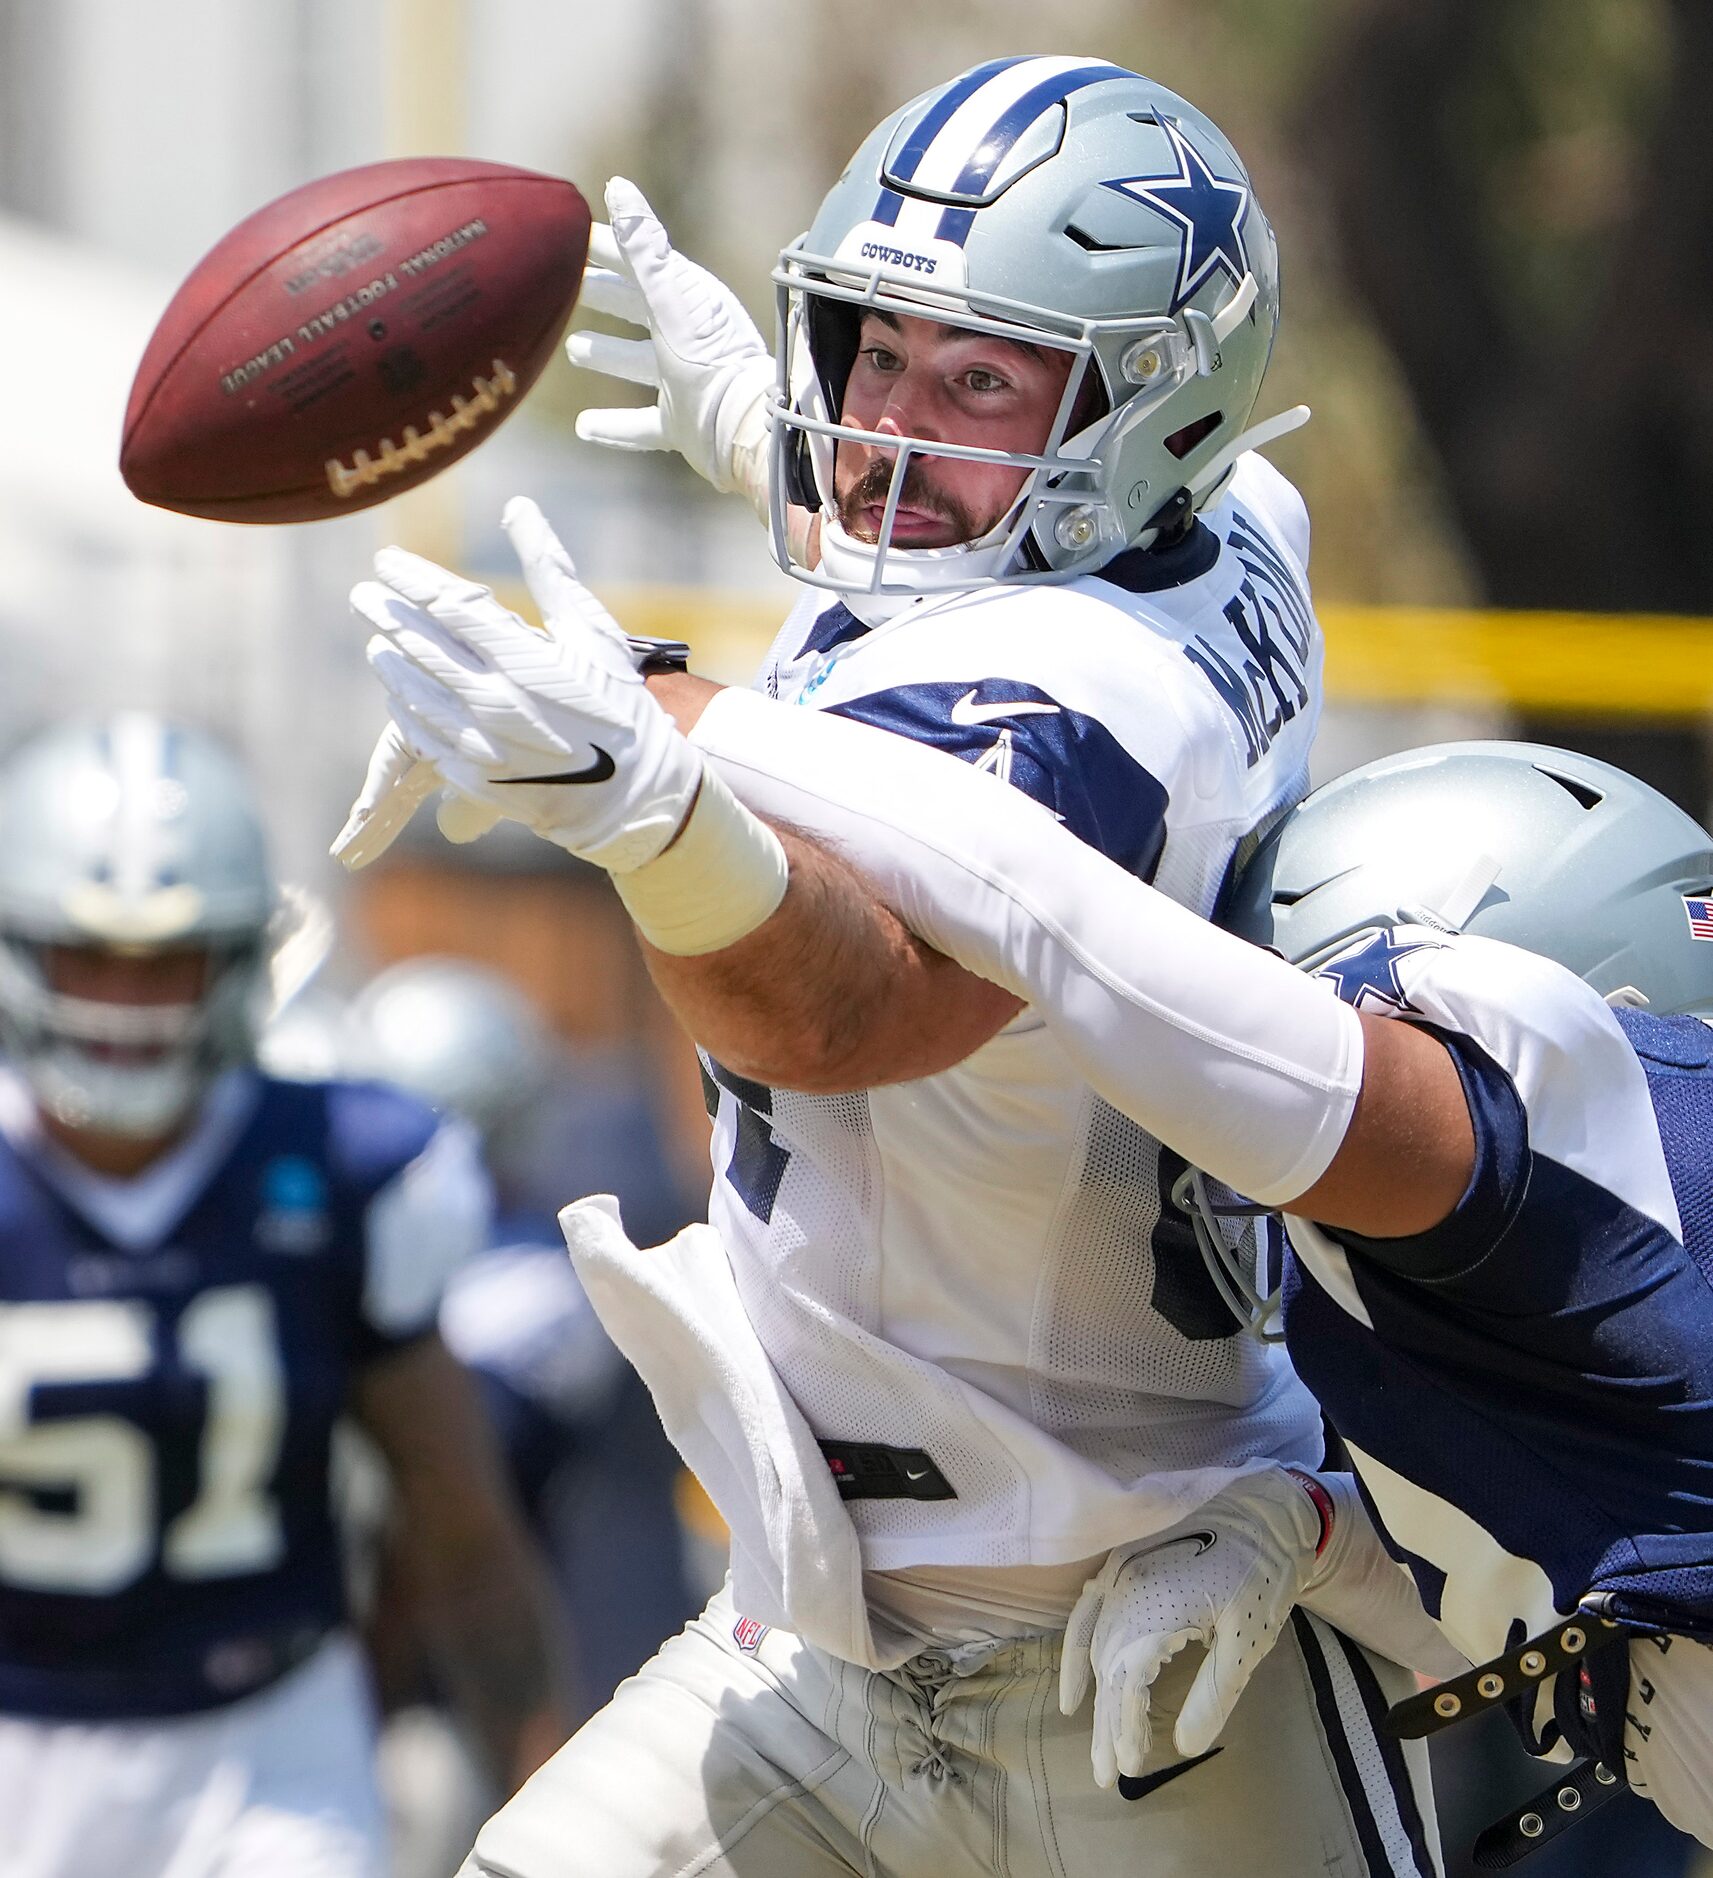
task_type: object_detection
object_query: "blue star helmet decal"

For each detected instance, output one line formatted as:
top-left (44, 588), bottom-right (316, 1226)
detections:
top-left (1313, 929), bottom-right (1438, 1015)
top-left (1102, 118), bottom-right (1252, 312)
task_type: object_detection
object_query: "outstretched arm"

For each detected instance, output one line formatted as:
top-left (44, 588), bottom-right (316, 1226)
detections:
top-left (634, 671), bottom-right (1020, 1088)
top-left (335, 511), bottom-right (1466, 1231)
top-left (682, 684), bottom-right (1473, 1238)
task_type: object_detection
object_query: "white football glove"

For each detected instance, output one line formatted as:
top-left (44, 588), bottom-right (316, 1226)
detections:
top-left (567, 177), bottom-right (775, 518)
top-left (332, 497), bottom-right (701, 875)
top-left (1060, 1467), bottom-right (1466, 1789)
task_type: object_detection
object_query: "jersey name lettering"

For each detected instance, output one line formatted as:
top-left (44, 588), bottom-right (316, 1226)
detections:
top-left (1183, 508), bottom-right (1313, 768)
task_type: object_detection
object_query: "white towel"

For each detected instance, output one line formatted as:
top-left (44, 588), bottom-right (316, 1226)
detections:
top-left (560, 1194), bottom-right (917, 1669)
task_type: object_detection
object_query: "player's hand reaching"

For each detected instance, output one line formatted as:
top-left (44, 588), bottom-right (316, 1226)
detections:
top-left (566, 178), bottom-right (775, 519)
top-left (1060, 1467), bottom-right (1465, 1789)
top-left (333, 497), bottom-right (702, 874)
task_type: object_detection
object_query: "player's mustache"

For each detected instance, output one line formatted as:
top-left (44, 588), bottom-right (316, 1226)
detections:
top-left (839, 457), bottom-right (978, 542)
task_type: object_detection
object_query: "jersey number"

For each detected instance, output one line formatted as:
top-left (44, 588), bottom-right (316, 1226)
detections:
top-left (0, 1286), bottom-right (286, 1593)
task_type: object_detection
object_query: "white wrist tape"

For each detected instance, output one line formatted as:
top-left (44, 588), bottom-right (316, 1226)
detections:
top-left (614, 764), bottom-right (788, 956)
top-left (689, 686), bottom-right (1362, 1205)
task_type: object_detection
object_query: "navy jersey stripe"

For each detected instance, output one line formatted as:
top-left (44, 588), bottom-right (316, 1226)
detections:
top-left (795, 601), bottom-right (869, 662)
top-left (825, 679), bottom-right (1170, 879)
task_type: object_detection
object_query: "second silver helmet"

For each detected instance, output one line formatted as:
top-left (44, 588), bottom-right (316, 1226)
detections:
top-left (1226, 741), bottom-right (1713, 1017)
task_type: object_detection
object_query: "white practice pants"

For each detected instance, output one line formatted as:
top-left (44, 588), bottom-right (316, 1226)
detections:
top-left (0, 1633), bottom-right (386, 1878)
top-left (461, 1585), bottom-right (1438, 1878)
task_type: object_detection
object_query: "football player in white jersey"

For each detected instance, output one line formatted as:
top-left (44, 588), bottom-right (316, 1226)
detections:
top-left (337, 57), bottom-right (1460, 1878)
top-left (0, 716), bottom-right (566, 1878)
top-left (457, 658), bottom-right (1713, 1861)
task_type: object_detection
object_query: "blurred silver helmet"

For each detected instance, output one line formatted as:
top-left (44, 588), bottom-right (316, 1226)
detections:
top-left (1226, 741), bottom-right (1713, 1017)
top-left (771, 54), bottom-right (1296, 599)
top-left (0, 713), bottom-right (277, 1136)
top-left (343, 957), bottom-right (554, 1139)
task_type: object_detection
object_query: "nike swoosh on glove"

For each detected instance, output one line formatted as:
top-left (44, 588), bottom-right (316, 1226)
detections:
top-left (333, 497), bottom-right (701, 874)
top-left (1059, 1466), bottom-right (1465, 1789)
top-left (566, 177), bottom-right (775, 515)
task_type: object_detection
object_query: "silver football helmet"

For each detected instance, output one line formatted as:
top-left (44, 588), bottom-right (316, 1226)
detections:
top-left (771, 54), bottom-right (1298, 599)
top-left (343, 957), bottom-right (554, 1141)
top-left (1192, 741), bottom-right (1713, 1336)
top-left (1226, 741), bottom-right (1713, 1016)
top-left (0, 713), bottom-right (278, 1137)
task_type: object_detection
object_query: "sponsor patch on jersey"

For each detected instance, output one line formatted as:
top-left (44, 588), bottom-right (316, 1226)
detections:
top-left (1684, 896), bottom-right (1713, 941)
top-left (732, 1615), bottom-right (771, 1655)
top-left (254, 1154), bottom-right (331, 1253)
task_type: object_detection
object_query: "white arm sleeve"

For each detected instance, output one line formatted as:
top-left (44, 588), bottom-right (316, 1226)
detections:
top-left (689, 686), bottom-right (1361, 1206)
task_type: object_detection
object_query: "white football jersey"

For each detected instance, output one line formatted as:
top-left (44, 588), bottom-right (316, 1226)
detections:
top-left (699, 453), bottom-right (1329, 1576)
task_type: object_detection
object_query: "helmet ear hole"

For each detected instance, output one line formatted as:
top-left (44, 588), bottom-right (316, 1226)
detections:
top-left (1165, 412), bottom-right (1223, 460)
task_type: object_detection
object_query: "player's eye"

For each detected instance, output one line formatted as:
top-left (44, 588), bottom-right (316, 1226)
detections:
top-left (859, 344), bottom-right (903, 374)
top-left (961, 366), bottom-right (1013, 395)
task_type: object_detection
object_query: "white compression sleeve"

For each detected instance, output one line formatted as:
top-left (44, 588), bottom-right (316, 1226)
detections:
top-left (689, 687), bottom-right (1362, 1207)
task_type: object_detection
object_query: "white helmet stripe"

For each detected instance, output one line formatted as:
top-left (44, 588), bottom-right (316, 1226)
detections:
top-left (109, 710), bottom-right (173, 901)
top-left (882, 58), bottom-right (1126, 247)
top-left (898, 57), bottom-right (1117, 195)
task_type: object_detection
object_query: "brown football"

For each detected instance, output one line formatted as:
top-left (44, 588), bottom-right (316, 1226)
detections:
top-left (121, 157), bottom-right (589, 523)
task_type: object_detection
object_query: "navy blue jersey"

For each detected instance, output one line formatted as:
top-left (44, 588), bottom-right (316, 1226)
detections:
top-left (0, 1069), bottom-right (481, 1719)
top-left (1280, 929), bottom-right (1713, 1676)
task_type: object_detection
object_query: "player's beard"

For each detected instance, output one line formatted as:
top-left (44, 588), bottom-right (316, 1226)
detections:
top-left (837, 456), bottom-right (981, 546)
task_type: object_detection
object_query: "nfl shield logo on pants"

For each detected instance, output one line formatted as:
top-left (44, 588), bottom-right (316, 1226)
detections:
top-left (732, 1616), bottom-right (770, 1655)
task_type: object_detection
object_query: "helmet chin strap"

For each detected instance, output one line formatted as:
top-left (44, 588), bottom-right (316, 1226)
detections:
top-left (1132, 404), bottom-right (1311, 551)
top-left (813, 507), bottom-right (1032, 623)
top-left (29, 1048), bottom-right (206, 1141)
top-left (1185, 404), bottom-right (1311, 505)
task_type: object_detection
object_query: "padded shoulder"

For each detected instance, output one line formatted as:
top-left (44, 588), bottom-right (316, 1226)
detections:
top-left (1370, 931), bottom-right (1680, 1238)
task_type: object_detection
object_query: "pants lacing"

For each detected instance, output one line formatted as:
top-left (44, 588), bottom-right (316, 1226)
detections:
top-left (895, 1652), bottom-right (963, 1783)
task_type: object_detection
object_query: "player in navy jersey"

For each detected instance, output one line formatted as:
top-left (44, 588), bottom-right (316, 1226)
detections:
top-left (0, 714), bottom-right (566, 1878)
top-left (336, 57), bottom-right (1459, 1878)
